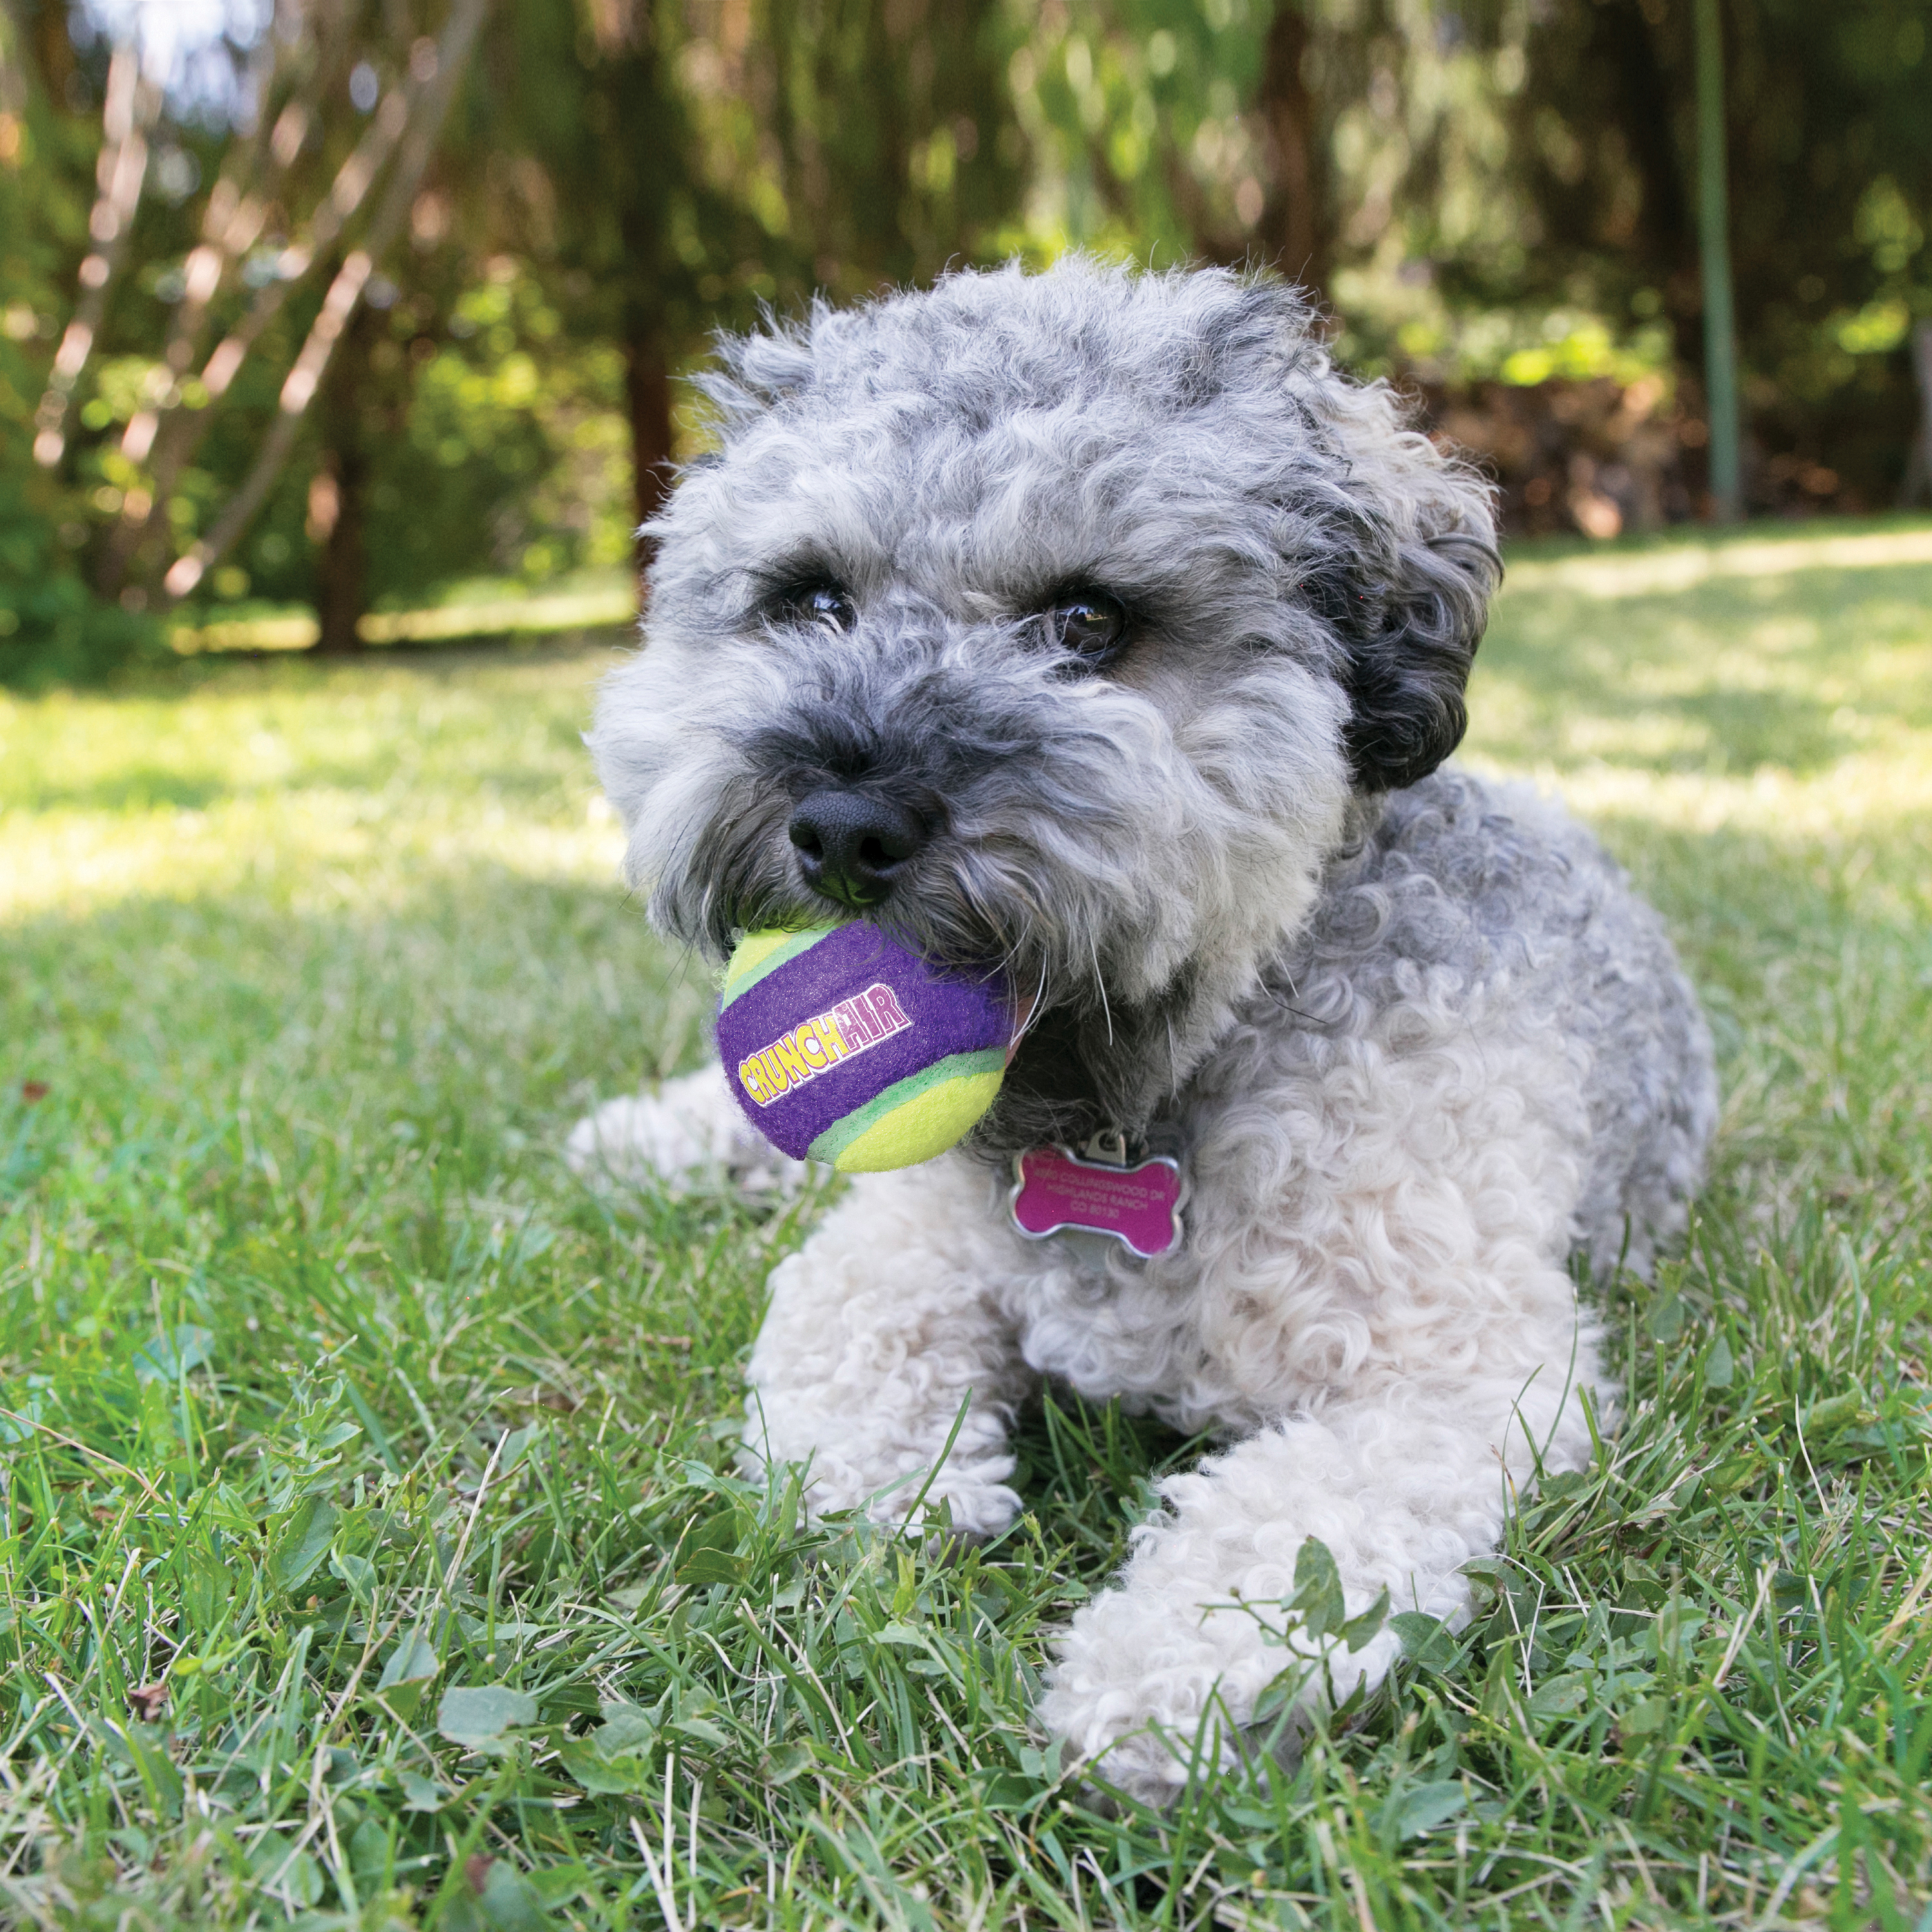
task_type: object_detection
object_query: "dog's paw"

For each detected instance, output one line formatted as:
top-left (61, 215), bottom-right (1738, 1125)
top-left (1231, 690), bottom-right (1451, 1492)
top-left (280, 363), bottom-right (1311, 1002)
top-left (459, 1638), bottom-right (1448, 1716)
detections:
top-left (1038, 1607), bottom-right (1247, 1808)
top-left (739, 1426), bottom-right (1023, 1543)
top-left (800, 1466), bottom-right (1025, 1545)
top-left (1040, 1584), bottom-right (1402, 1808)
top-left (566, 1068), bottom-right (809, 1198)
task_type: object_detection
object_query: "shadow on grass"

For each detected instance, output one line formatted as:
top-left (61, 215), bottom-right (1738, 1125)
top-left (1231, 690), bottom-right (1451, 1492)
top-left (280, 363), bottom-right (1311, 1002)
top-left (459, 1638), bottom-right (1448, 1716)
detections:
top-left (1476, 664), bottom-right (1857, 777)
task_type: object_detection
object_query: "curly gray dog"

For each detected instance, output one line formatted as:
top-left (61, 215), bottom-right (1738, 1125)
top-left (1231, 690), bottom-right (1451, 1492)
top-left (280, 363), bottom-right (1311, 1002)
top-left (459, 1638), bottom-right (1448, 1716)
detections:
top-left (570, 258), bottom-right (1718, 1805)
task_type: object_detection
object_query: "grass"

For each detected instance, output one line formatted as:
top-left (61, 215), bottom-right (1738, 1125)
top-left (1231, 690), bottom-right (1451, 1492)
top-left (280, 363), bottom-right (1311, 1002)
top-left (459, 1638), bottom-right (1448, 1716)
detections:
top-left (0, 515), bottom-right (1928, 1929)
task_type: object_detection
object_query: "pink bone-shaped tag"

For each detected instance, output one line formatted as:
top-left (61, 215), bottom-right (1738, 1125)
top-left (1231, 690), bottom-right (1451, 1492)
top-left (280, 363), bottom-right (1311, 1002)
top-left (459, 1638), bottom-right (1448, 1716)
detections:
top-left (1009, 1144), bottom-right (1185, 1259)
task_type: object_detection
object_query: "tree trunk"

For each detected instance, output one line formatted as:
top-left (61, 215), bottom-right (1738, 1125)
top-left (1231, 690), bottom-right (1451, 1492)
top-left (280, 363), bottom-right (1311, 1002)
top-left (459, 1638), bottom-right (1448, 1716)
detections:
top-left (1257, 2), bottom-right (1329, 300)
top-left (1693, 0), bottom-right (1741, 521)
top-left (313, 302), bottom-right (375, 654)
top-left (625, 326), bottom-right (674, 571)
top-left (313, 448), bottom-right (368, 654)
top-left (30, 0), bottom-right (79, 109)
top-left (1901, 321), bottom-right (1932, 508)
top-left (1596, 0), bottom-right (1701, 370)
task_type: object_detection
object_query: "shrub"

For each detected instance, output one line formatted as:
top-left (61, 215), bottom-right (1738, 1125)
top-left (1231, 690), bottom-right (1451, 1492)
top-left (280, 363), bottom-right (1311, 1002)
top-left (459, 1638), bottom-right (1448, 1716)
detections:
top-left (0, 473), bottom-right (161, 689)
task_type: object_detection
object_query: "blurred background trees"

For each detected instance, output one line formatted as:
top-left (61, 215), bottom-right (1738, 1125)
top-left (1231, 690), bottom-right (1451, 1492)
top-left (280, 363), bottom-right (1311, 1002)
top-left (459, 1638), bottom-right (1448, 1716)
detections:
top-left (3, 0), bottom-right (1929, 685)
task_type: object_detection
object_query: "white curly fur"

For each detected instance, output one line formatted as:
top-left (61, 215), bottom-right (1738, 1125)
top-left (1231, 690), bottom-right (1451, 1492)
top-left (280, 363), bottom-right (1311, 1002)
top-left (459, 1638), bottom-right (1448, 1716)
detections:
top-left (570, 260), bottom-right (1718, 1806)
top-left (567, 1071), bottom-right (810, 1199)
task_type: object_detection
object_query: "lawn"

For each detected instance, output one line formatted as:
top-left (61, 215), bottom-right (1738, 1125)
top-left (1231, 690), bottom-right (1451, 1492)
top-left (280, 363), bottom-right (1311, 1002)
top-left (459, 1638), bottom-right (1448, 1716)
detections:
top-left (1, 518), bottom-right (1929, 1930)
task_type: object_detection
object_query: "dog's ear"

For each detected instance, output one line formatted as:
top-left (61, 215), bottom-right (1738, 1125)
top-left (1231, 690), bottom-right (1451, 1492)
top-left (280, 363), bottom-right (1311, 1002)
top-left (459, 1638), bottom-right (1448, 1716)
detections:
top-left (1300, 382), bottom-right (1501, 793)
top-left (1331, 519), bottom-right (1498, 793)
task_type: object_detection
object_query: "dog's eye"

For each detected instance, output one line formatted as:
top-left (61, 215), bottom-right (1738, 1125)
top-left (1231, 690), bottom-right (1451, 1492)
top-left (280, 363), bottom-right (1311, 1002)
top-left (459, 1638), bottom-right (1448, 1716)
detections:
top-left (1043, 593), bottom-right (1128, 665)
top-left (779, 583), bottom-right (857, 631)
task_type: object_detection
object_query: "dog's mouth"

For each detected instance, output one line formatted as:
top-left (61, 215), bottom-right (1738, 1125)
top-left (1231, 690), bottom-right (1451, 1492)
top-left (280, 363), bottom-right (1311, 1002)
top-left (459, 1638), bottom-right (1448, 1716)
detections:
top-left (1004, 987), bottom-right (1039, 1066)
top-left (683, 781), bottom-right (1189, 1148)
top-left (704, 867), bottom-right (1148, 1149)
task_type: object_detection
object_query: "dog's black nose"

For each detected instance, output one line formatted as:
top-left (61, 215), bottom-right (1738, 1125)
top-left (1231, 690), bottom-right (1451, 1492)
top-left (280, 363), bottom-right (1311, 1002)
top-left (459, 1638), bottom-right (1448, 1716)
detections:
top-left (788, 790), bottom-right (927, 908)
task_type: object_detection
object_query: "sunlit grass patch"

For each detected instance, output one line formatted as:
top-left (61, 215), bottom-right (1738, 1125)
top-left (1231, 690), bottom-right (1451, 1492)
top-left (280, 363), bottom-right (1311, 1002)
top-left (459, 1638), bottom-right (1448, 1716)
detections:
top-left (0, 521), bottom-right (1929, 1927)
top-left (0, 645), bottom-right (632, 920)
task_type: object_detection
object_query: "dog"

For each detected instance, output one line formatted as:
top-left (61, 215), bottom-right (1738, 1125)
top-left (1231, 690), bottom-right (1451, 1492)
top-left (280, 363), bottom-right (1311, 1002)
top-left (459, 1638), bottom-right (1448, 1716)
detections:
top-left (568, 258), bottom-right (1718, 1806)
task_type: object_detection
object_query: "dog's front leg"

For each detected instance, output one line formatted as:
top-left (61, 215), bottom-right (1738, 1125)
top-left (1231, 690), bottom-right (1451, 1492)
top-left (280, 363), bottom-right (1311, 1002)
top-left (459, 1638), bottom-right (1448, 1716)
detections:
top-left (1039, 1345), bottom-right (1596, 1806)
top-left (743, 1158), bottom-right (1036, 1538)
top-left (567, 1067), bottom-right (810, 1197)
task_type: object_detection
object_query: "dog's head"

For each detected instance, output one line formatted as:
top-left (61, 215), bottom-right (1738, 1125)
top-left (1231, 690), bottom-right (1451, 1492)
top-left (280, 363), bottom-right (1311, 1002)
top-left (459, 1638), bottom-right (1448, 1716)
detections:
top-left (590, 260), bottom-right (1498, 1151)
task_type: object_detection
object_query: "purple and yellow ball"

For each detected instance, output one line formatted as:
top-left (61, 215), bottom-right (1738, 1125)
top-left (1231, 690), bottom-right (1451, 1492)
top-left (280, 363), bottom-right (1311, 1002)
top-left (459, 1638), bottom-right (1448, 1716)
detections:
top-left (715, 923), bottom-right (1014, 1172)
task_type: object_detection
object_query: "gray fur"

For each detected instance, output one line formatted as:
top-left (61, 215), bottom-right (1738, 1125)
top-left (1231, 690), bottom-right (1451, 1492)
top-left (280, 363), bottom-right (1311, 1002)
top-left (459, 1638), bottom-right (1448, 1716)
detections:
top-left (577, 258), bottom-right (1718, 1804)
top-left (1267, 772), bottom-right (1714, 1282)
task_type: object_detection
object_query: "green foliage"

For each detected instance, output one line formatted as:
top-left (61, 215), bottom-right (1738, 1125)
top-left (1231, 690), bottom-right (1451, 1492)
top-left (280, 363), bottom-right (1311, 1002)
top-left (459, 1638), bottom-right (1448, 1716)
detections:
top-left (1477, 0), bottom-right (1932, 497)
top-left (8, 0), bottom-right (1931, 665)
top-left (366, 270), bottom-right (630, 596)
top-left (998, 0), bottom-right (1273, 262)
top-left (479, 0), bottom-right (1022, 317)
top-left (1, 526), bottom-right (1931, 1920)
top-left (0, 460), bottom-right (162, 688)
top-left (0, 14), bottom-right (160, 686)
top-left (1005, 0), bottom-right (1932, 502)
top-left (0, 0), bottom-right (1027, 663)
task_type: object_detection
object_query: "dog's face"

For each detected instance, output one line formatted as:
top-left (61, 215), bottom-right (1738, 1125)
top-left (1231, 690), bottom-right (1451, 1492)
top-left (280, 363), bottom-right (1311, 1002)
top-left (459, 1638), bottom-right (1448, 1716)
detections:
top-left (591, 261), bottom-right (1498, 1151)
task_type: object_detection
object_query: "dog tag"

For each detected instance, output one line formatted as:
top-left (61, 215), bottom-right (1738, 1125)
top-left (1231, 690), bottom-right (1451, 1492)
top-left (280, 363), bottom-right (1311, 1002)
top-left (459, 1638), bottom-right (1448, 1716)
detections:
top-left (1009, 1142), bottom-right (1185, 1259)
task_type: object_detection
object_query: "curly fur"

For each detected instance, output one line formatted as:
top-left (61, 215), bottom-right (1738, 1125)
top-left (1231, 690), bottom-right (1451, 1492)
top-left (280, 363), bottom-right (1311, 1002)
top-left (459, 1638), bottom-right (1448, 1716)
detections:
top-left (570, 258), bottom-right (1718, 1806)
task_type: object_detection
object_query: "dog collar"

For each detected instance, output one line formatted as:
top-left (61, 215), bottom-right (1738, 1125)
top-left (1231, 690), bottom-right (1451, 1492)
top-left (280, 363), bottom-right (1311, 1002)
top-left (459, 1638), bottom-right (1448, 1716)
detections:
top-left (1009, 1129), bottom-right (1186, 1260)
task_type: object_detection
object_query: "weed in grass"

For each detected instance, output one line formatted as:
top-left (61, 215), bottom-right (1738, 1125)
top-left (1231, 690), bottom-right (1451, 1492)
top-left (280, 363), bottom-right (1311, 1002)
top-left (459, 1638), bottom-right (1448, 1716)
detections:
top-left (0, 530), bottom-right (1929, 1926)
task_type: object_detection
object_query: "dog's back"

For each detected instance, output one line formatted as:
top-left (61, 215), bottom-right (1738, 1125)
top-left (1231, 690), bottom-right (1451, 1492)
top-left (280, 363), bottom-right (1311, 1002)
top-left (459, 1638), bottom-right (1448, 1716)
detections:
top-left (1277, 767), bottom-right (1717, 1278)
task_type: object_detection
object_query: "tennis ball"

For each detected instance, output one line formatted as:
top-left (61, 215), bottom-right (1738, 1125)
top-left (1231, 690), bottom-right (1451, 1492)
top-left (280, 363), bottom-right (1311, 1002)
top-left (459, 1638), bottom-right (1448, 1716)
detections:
top-left (716, 923), bottom-right (1012, 1172)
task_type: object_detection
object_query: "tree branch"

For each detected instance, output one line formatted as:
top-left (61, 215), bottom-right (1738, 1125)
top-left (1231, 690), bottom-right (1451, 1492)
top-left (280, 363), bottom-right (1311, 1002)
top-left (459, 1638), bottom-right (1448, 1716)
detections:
top-left (104, 3), bottom-right (417, 592)
top-left (164, 0), bottom-right (489, 601)
top-left (32, 44), bottom-right (160, 468)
